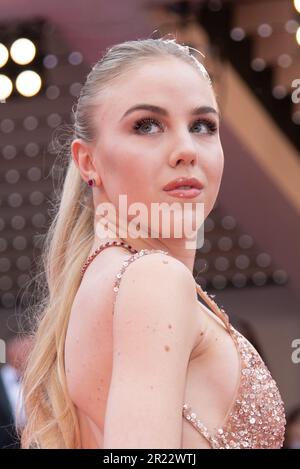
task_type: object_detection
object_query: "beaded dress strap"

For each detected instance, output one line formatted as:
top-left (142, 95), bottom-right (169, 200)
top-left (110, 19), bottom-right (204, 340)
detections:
top-left (112, 248), bottom-right (169, 314)
top-left (80, 240), bottom-right (138, 281)
top-left (194, 282), bottom-right (232, 333)
top-left (182, 403), bottom-right (220, 448)
top-left (81, 242), bottom-right (232, 331)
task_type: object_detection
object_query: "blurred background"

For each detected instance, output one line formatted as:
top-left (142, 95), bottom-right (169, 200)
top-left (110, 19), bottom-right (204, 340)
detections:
top-left (0, 0), bottom-right (299, 448)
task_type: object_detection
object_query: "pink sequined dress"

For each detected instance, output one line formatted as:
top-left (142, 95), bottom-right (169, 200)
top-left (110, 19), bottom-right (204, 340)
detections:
top-left (83, 246), bottom-right (287, 449)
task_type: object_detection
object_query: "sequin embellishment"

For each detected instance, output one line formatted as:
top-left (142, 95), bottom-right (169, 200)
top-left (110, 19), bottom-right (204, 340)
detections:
top-left (182, 325), bottom-right (286, 449)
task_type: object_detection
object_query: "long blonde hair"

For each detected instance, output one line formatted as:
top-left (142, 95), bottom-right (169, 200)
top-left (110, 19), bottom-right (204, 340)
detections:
top-left (20, 36), bottom-right (212, 449)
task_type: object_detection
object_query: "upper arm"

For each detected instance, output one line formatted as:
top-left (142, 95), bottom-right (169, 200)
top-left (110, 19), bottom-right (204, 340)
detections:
top-left (103, 253), bottom-right (199, 449)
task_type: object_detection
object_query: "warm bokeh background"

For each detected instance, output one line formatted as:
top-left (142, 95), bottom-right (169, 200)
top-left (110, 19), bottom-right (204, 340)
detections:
top-left (0, 0), bottom-right (299, 430)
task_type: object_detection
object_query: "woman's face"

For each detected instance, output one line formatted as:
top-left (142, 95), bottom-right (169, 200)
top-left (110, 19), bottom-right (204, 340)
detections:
top-left (90, 57), bottom-right (224, 238)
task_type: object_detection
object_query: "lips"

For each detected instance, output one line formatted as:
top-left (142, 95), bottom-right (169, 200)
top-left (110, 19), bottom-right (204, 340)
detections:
top-left (163, 177), bottom-right (204, 191)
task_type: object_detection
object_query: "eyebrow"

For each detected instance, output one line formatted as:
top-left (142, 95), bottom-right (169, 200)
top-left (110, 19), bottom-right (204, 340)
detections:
top-left (120, 104), bottom-right (221, 121)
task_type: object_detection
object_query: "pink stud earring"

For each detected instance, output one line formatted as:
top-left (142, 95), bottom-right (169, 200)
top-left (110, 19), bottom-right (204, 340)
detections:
top-left (87, 178), bottom-right (95, 187)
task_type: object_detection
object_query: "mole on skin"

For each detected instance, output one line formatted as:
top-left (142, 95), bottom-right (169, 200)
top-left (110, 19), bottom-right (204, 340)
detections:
top-left (164, 345), bottom-right (170, 352)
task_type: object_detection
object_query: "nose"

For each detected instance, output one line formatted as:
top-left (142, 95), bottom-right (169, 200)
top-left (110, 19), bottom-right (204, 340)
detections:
top-left (168, 132), bottom-right (198, 168)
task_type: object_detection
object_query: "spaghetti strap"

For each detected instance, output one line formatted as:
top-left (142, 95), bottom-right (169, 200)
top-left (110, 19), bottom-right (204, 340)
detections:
top-left (194, 282), bottom-right (232, 333)
top-left (112, 248), bottom-right (169, 314)
top-left (112, 250), bottom-right (231, 333)
top-left (81, 241), bottom-right (231, 330)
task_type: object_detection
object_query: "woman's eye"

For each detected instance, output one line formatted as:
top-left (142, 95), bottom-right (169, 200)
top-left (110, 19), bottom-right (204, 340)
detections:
top-left (133, 117), bottom-right (163, 134)
top-left (132, 117), bottom-right (217, 135)
top-left (192, 119), bottom-right (217, 134)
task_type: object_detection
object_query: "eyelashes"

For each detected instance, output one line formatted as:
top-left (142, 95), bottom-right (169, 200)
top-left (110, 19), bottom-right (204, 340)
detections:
top-left (132, 116), bottom-right (218, 135)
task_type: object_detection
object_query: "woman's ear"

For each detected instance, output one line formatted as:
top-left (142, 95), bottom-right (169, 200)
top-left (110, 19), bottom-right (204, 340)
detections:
top-left (71, 139), bottom-right (101, 186)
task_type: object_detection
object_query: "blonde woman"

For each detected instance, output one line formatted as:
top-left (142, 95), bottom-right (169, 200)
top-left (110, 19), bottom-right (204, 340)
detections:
top-left (20, 38), bottom-right (286, 449)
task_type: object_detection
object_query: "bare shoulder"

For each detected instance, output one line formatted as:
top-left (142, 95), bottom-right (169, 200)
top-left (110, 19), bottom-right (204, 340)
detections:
top-left (114, 251), bottom-right (199, 334)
